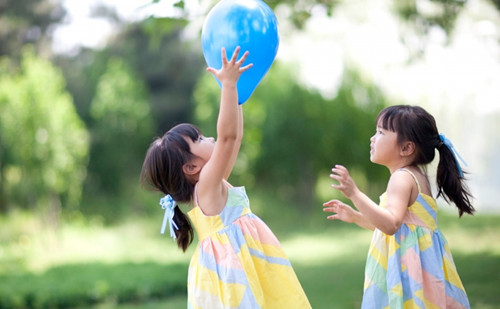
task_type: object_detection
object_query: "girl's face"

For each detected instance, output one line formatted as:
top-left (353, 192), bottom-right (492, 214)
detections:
top-left (370, 122), bottom-right (401, 167)
top-left (186, 134), bottom-right (216, 164)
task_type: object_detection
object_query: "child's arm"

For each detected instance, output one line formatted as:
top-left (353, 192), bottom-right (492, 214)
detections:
top-left (197, 47), bottom-right (252, 215)
top-left (223, 105), bottom-right (243, 180)
top-left (330, 165), bottom-right (411, 235)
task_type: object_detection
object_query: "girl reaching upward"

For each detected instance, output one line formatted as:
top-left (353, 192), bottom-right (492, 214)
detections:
top-left (142, 47), bottom-right (311, 309)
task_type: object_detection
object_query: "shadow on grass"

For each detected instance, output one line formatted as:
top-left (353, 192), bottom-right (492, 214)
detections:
top-left (0, 262), bottom-right (188, 309)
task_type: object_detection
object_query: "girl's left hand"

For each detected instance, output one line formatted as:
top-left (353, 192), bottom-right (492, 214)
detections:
top-left (330, 164), bottom-right (359, 200)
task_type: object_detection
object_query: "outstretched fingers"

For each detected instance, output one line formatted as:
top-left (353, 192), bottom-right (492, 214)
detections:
top-left (227, 46), bottom-right (253, 72)
top-left (207, 46), bottom-right (253, 77)
top-left (329, 164), bottom-right (358, 199)
top-left (323, 199), bottom-right (356, 223)
top-left (228, 46), bottom-right (239, 63)
top-left (234, 49), bottom-right (252, 72)
top-left (323, 200), bottom-right (340, 220)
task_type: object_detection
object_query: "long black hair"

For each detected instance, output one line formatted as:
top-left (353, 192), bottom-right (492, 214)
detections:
top-left (141, 123), bottom-right (201, 251)
top-left (377, 105), bottom-right (474, 216)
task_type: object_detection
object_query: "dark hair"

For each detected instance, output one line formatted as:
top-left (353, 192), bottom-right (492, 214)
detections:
top-left (140, 123), bottom-right (201, 251)
top-left (377, 105), bottom-right (474, 217)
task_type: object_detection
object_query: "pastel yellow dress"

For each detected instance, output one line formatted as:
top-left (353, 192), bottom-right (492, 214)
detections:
top-left (362, 169), bottom-right (470, 308)
top-left (187, 185), bottom-right (311, 309)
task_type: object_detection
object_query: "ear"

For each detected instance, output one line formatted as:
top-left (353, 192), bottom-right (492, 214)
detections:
top-left (400, 141), bottom-right (416, 157)
top-left (182, 162), bottom-right (201, 176)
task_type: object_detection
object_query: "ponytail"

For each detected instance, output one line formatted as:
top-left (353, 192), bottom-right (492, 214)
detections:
top-left (173, 207), bottom-right (194, 252)
top-left (141, 123), bottom-right (201, 252)
top-left (436, 137), bottom-right (475, 217)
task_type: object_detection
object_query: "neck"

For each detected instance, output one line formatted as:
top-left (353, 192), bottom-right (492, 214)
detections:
top-left (387, 160), bottom-right (415, 174)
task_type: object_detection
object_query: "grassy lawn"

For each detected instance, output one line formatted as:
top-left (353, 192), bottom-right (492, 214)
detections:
top-left (1, 205), bottom-right (499, 308)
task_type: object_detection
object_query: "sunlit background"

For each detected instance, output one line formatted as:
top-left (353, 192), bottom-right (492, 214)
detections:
top-left (55, 0), bottom-right (500, 212)
top-left (1, 0), bottom-right (500, 308)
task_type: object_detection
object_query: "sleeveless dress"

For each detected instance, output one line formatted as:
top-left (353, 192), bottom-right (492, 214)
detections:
top-left (362, 169), bottom-right (470, 309)
top-left (186, 185), bottom-right (311, 309)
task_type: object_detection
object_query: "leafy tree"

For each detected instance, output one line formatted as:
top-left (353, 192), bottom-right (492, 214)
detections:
top-left (87, 57), bottom-right (153, 194)
top-left (57, 19), bottom-right (204, 133)
top-left (0, 47), bottom-right (89, 214)
top-left (107, 21), bottom-right (205, 133)
top-left (162, 0), bottom-right (500, 57)
top-left (54, 17), bottom-right (204, 217)
top-left (0, 0), bottom-right (66, 57)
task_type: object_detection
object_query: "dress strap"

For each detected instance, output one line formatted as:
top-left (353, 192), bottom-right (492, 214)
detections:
top-left (399, 168), bottom-right (421, 193)
top-left (193, 183), bottom-right (200, 207)
top-left (223, 179), bottom-right (233, 188)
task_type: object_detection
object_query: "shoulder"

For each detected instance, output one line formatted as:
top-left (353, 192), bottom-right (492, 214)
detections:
top-left (387, 168), bottom-right (425, 206)
top-left (387, 169), bottom-right (416, 196)
top-left (389, 169), bottom-right (415, 184)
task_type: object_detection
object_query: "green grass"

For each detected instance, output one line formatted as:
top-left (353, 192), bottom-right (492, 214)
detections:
top-left (1, 203), bottom-right (499, 308)
top-left (0, 263), bottom-right (187, 308)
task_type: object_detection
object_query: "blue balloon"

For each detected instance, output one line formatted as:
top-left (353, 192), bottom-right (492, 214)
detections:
top-left (201, 0), bottom-right (279, 104)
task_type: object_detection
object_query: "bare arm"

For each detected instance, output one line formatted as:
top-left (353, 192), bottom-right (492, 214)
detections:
top-left (224, 105), bottom-right (243, 180)
top-left (329, 165), bottom-right (412, 235)
top-left (197, 47), bottom-right (252, 215)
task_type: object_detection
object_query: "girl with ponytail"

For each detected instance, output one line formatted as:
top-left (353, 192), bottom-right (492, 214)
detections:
top-left (141, 47), bottom-right (310, 308)
top-left (323, 105), bottom-right (473, 308)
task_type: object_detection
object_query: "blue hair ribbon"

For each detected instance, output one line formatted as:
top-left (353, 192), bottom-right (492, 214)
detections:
top-left (159, 194), bottom-right (179, 240)
top-left (439, 134), bottom-right (468, 177)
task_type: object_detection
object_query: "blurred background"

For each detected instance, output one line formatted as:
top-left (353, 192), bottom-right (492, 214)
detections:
top-left (0, 0), bottom-right (499, 308)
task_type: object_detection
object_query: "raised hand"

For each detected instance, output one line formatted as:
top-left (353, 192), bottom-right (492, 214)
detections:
top-left (330, 164), bottom-right (360, 199)
top-left (206, 46), bottom-right (253, 85)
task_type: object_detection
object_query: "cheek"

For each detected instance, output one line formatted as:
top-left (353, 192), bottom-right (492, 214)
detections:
top-left (372, 139), bottom-right (388, 156)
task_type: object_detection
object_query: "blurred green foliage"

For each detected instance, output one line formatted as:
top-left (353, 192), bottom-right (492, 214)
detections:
top-left (88, 57), bottom-right (153, 194)
top-left (0, 0), bottom-right (497, 220)
top-left (0, 47), bottom-right (89, 213)
top-left (0, 0), bottom-right (66, 58)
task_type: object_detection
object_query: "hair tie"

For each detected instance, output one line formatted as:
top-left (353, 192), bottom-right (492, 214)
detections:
top-left (159, 194), bottom-right (179, 239)
top-left (439, 134), bottom-right (467, 177)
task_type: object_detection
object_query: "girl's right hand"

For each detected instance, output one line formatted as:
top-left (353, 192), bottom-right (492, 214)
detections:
top-left (206, 46), bottom-right (253, 85)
